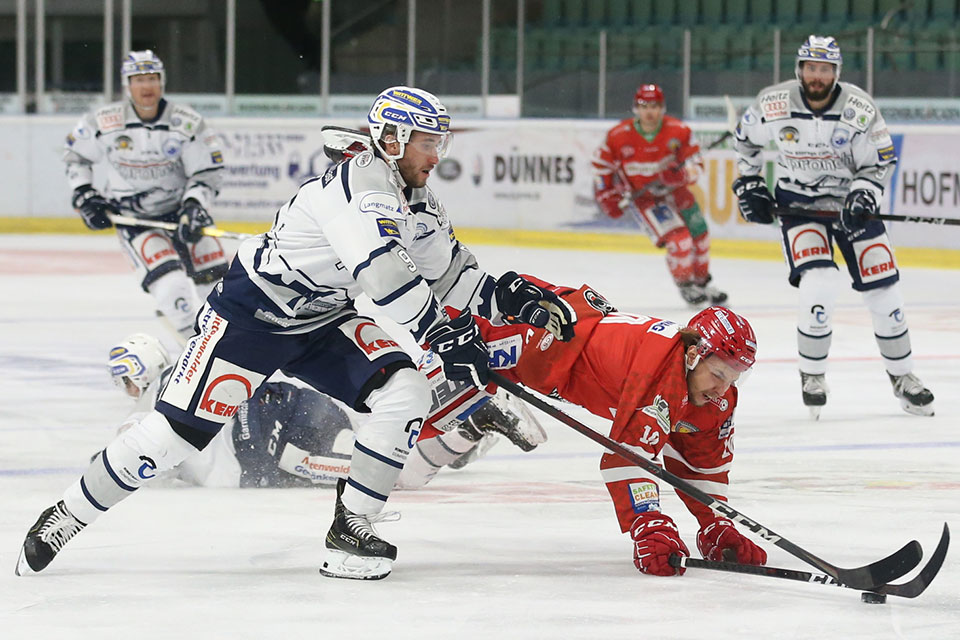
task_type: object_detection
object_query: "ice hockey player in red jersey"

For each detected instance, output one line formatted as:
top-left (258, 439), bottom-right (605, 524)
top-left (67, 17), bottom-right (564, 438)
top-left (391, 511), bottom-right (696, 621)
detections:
top-left (592, 84), bottom-right (727, 308)
top-left (412, 275), bottom-right (766, 576)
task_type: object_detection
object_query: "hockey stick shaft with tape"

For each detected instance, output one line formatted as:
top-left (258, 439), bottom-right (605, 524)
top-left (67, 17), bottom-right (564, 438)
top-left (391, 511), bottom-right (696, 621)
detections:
top-left (488, 372), bottom-right (923, 590)
top-left (108, 214), bottom-right (252, 240)
top-left (773, 206), bottom-right (960, 227)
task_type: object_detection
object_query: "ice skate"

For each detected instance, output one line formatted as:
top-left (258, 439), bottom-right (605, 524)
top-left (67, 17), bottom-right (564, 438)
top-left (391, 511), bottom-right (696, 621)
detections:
top-left (320, 478), bottom-right (399, 580)
top-left (697, 275), bottom-right (728, 305)
top-left (888, 372), bottom-right (935, 417)
top-left (800, 372), bottom-right (828, 420)
top-left (677, 282), bottom-right (708, 308)
top-left (15, 500), bottom-right (87, 576)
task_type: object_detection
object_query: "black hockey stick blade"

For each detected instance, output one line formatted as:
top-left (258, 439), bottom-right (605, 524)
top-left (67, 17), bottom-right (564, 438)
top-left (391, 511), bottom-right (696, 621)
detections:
top-left (671, 523), bottom-right (947, 599)
top-left (489, 372), bottom-right (923, 590)
top-left (874, 522), bottom-right (950, 598)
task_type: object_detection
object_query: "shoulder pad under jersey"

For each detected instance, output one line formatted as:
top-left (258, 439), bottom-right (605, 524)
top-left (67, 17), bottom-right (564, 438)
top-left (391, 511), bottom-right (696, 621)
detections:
top-left (836, 83), bottom-right (878, 133)
top-left (94, 102), bottom-right (126, 134)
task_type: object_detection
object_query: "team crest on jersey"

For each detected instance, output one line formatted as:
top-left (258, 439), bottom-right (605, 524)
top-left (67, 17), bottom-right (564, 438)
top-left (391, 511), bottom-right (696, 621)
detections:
top-left (115, 135), bottom-right (134, 151)
top-left (673, 420), bottom-right (700, 434)
top-left (831, 127), bottom-right (850, 148)
top-left (641, 394), bottom-right (671, 434)
top-left (778, 126), bottom-right (799, 143)
top-left (162, 139), bottom-right (182, 157)
top-left (583, 288), bottom-right (616, 314)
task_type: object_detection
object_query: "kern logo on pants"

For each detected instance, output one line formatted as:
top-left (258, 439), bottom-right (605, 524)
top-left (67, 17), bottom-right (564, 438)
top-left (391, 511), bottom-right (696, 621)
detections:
top-left (194, 359), bottom-right (266, 423)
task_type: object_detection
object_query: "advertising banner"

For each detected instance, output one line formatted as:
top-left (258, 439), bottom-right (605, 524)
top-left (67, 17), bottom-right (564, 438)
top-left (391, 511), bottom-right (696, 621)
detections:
top-left (1, 116), bottom-right (956, 249)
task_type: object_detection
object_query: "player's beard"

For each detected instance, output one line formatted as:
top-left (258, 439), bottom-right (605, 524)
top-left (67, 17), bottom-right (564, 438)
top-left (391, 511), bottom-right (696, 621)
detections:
top-left (802, 78), bottom-right (832, 101)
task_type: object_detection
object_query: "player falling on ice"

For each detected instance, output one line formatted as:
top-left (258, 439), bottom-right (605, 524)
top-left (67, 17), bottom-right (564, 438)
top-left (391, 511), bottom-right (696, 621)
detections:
top-left (592, 84), bottom-right (728, 308)
top-left (63, 50), bottom-right (228, 342)
top-left (96, 333), bottom-right (546, 490)
top-left (732, 35), bottom-right (934, 418)
top-left (16, 86), bottom-right (574, 581)
top-left (402, 279), bottom-right (767, 576)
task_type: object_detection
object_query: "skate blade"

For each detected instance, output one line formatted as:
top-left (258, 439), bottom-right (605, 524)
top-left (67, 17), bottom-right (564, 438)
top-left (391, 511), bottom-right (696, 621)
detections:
top-left (14, 547), bottom-right (34, 577)
top-left (901, 399), bottom-right (935, 417)
top-left (319, 549), bottom-right (392, 581)
top-left (808, 406), bottom-right (822, 420)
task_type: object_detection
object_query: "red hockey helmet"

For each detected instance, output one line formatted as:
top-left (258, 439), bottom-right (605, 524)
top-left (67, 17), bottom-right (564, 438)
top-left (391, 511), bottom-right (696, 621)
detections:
top-left (687, 306), bottom-right (757, 373)
top-left (634, 84), bottom-right (664, 106)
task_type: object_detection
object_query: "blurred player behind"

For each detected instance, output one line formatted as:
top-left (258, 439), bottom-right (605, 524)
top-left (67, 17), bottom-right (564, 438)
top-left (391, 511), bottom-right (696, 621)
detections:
top-left (592, 84), bottom-right (727, 308)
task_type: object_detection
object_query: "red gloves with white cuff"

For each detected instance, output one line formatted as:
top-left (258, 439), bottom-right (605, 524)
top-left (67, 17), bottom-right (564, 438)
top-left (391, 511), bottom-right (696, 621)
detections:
top-left (630, 513), bottom-right (767, 577)
top-left (696, 516), bottom-right (767, 565)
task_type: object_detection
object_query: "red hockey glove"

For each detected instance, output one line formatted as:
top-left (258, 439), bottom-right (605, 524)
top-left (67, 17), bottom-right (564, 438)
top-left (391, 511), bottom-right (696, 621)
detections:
top-left (630, 513), bottom-right (689, 576)
top-left (595, 187), bottom-right (625, 219)
top-left (696, 517), bottom-right (767, 565)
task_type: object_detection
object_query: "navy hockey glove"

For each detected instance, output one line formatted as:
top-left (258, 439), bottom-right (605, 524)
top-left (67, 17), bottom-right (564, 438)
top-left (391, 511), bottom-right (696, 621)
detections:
top-left (72, 185), bottom-right (116, 230)
top-left (176, 199), bottom-right (214, 244)
top-left (495, 271), bottom-right (576, 342)
top-left (840, 189), bottom-right (877, 233)
top-left (425, 314), bottom-right (490, 388)
top-left (732, 175), bottom-right (774, 224)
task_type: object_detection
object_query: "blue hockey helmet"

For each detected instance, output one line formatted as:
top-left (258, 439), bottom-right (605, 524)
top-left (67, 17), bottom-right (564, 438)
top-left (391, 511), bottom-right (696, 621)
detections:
top-left (795, 35), bottom-right (842, 89)
top-left (367, 86), bottom-right (452, 162)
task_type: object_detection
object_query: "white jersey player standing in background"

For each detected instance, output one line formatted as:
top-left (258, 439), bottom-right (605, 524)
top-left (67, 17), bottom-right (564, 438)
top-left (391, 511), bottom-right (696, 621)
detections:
top-left (63, 50), bottom-right (229, 342)
top-left (18, 86), bottom-right (575, 581)
top-left (732, 35), bottom-right (934, 419)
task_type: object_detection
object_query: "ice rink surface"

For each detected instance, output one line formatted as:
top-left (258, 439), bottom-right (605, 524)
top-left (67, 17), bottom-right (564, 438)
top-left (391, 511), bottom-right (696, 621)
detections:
top-left (1, 233), bottom-right (958, 640)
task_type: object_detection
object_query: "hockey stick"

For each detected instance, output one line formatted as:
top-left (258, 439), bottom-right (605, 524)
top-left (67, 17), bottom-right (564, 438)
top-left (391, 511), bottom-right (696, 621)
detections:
top-left (487, 371), bottom-right (923, 590)
top-left (670, 522), bottom-right (949, 599)
top-left (773, 206), bottom-right (960, 227)
top-left (107, 214), bottom-right (253, 240)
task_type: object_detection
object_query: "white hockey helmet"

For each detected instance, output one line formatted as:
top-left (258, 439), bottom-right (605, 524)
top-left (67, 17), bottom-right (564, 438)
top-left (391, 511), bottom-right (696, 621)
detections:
top-left (108, 333), bottom-right (171, 398)
top-left (367, 86), bottom-right (452, 162)
top-left (121, 50), bottom-right (165, 94)
top-left (795, 35), bottom-right (842, 88)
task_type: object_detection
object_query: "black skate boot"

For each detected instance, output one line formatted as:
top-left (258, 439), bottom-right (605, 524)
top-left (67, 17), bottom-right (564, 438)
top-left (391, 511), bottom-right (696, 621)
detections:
top-left (888, 372), bottom-right (935, 416)
top-left (319, 478), bottom-right (398, 580)
top-left (449, 393), bottom-right (548, 469)
top-left (697, 275), bottom-right (728, 305)
top-left (800, 372), bottom-right (828, 420)
top-left (15, 500), bottom-right (87, 576)
top-left (677, 282), bottom-right (708, 307)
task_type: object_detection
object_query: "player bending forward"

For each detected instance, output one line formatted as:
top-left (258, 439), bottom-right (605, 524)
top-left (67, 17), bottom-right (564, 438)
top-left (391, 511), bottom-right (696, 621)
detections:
top-left (733, 35), bottom-right (933, 418)
top-left (593, 84), bottom-right (727, 307)
top-left (17, 86), bottom-right (574, 581)
top-left (63, 50), bottom-right (228, 342)
top-left (402, 278), bottom-right (767, 575)
top-left (96, 334), bottom-right (546, 489)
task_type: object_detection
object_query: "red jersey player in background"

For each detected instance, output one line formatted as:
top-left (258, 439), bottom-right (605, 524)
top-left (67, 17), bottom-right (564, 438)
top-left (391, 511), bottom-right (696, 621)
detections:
top-left (402, 275), bottom-right (766, 576)
top-left (592, 84), bottom-right (727, 308)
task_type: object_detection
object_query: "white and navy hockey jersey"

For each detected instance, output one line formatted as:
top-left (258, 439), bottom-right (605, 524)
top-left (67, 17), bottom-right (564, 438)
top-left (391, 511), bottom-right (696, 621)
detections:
top-left (734, 80), bottom-right (896, 209)
top-left (212, 149), bottom-right (498, 342)
top-left (63, 98), bottom-right (224, 215)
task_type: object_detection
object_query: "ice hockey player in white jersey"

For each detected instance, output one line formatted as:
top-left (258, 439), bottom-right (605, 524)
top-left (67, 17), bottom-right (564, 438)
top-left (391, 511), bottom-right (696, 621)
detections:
top-left (63, 50), bottom-right (229, 341)
top-left (18, 86), bottom-right (575, 581)
top-left (732, 35), bottom-right (934, 419)
top-left (97, 334), bottom-right (544, 490)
